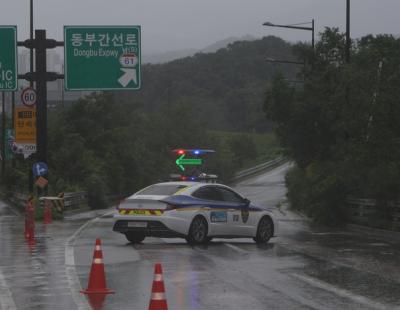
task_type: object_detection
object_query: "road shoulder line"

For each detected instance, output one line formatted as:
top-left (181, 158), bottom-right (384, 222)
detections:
top-left (64, 217), bottom-right (99, 310)
top-left (291, 273), bottom-right (391, 310)
top-left (0, 267), bottom-right (17, 310)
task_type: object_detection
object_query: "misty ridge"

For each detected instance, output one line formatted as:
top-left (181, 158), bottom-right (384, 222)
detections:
top-left (142, 35), bottom-right (256, 64)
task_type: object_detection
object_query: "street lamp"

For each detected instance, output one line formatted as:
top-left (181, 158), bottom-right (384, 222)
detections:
top-left (263, 20), bottom-right (315, 50)
top-left (345, 0), bottom-right (350, 62)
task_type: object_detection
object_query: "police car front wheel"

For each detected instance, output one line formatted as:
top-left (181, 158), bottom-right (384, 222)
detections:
top-left (186, 216), bottom-right (209, 244)
top-left (254, 216), bottom-right (273, 244)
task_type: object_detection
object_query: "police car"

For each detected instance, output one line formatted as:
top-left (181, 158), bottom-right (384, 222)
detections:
top-left (112, 181), bottom-right (278, 244)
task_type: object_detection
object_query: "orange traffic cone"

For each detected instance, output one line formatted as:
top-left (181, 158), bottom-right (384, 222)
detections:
top-left (148, 263), bottom-right (168, 310)
top-left (43, 199), bottom-right (52, 224)
top-left (25, 200), bottom-right (35, 240)
top-left (81, 239), bottom-right (115, 295)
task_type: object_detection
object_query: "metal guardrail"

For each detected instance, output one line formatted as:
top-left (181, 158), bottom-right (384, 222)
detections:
top-left (231, 156), bottom-right (288, 182)
top-left (63, 191), bottom-right (88, 209)
top-left (8, 191), bottom-right (88, 211)
top-left (346, 197), bottom-right (400, 230)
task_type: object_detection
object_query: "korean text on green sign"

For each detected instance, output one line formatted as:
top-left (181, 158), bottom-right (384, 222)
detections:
top-left (64, 26), bottom-right (141, 91)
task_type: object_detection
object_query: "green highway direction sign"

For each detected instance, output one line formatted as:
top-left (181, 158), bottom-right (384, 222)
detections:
top-left (0, 26), bottom-right (17, 91)
top-left (64, 26), bottom-right (141, 91)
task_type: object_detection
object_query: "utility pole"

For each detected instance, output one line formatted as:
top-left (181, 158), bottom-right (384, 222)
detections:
top-left (30, 0), bottom-right (34, 88)
top-left (345, 0), bottom-right (351, 63)
top-left (35, 30), bottom-right (48, 165)
top-left (18, 30), bottom-right (64, 195)
top-left (11, 92), bottom-right (15, 168)
top-left (1, 92), bottom-right (5, 178)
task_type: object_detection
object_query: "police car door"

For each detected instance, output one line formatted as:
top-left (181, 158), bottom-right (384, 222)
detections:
top-left (214, 187), bottom-right (250, 236)
top-left (191, 186), bottom-right (229, 236)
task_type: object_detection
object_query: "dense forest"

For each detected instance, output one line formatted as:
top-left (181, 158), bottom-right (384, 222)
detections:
top-left (265, 28), bottom-right (400, 226)
top-left (116, 36), bottom-right (298, 132)
top-left (2, 36), bottom-right (288, 207)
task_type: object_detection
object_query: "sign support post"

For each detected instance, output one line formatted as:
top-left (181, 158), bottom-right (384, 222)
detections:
top-left (1, 92), bottom-right (4, 178)
top-left (35, 30), bottom-right (47, 166)
top-left (18, 30), bottom-right (64, 195)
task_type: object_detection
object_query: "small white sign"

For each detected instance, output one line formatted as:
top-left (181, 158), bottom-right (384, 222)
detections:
top-left (14, 143), bottom-right (36, 159)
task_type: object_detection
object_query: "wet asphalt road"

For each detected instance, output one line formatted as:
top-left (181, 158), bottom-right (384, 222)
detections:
top-left (1, 163), bottom-right (400, 309)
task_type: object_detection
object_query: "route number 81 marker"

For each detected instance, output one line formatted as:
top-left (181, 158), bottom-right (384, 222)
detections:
top-left (119, 53), bottom-right (138, 67)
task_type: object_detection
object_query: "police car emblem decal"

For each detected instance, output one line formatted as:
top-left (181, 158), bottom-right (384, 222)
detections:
top-left (241, 209), bottom-right (249, 223)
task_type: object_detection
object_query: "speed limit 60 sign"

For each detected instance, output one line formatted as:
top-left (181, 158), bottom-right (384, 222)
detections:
top-left (21, 87), bottom-right (36, 107)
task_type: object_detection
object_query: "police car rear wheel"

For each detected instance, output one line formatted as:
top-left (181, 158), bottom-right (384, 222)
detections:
top-left (187, 216), bottom-right (208, 244)
top-left (254, 216), bottom-right (273, 244)
top-left (125, 232), bottom-right (145, 244)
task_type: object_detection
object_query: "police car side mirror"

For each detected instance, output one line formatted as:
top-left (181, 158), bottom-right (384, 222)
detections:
top-left (243, 198), bottom-right (250, 207)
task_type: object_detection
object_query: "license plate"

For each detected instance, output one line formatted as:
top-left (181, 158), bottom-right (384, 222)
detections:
top-left (128, 221), bottom-right (147, 228)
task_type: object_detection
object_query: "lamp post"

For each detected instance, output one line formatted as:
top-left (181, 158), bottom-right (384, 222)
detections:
top-left (345, 0), bottom-right (350, 63)
top-left (263, 19), bottom-right (315, 50)
top-left (30, 0), bottom-right (34, 88)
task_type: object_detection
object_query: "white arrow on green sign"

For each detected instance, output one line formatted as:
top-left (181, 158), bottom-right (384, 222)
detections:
top-left (0, 26), bottom-right (17, 91)
top-left (64, 26), bottom-right (141, 91)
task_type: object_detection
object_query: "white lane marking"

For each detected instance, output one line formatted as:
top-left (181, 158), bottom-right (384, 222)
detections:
top-left (224, 243), bottom-right (249, 254)
top-left (64, 210), bottom-right (113, 310)
top-left (291, 273), bottom-right (393, 310)
top-left (65, 218), bottom-right (99, 310)
top-left (0, 267), bottom-right (17, 310)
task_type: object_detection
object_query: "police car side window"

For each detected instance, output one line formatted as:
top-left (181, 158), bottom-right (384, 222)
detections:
top-left (216, 187), bottom-right (244, 203)
top-left (193, 187), bottom-right (223, 202)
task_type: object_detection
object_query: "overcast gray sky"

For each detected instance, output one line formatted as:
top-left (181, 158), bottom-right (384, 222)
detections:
top-left (1, 0), bottom-right (400, 54)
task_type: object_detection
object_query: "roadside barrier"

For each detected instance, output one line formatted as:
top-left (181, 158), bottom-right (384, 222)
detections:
top-left (81, 239), bottom-right (114, 310)
top-left (24, 196), bottom-right (35, 241)
top-left (231, 156), bottom-right (288, 183)
top-left (148, 263), bottom-right (168, 310)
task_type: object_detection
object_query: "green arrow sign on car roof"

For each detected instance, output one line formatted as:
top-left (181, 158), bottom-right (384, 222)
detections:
top-left (176, 154), bottom-right (203, 171)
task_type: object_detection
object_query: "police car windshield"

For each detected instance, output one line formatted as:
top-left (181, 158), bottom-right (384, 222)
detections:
top-left (136, 184), bottom-right (187, 196)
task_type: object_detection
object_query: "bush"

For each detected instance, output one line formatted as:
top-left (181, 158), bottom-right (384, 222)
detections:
top-left (228, 134), bottom-right (258, 166)
top-left (286, 163), bottom-right (347, 226)
top-left (86, 174), bottom-right (109, 209)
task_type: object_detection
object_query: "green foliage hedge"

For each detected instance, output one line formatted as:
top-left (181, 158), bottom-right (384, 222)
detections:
top-left (266, 28), bottom-right (400, 225)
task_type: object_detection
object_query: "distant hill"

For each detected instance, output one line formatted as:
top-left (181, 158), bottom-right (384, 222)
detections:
top-left (117, 36), bottom-right (298, 132)
top-left (143, 35), bottom-right (257, 64)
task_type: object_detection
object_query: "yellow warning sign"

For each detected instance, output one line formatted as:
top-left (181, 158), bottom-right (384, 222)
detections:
top-left (14, 107), bottom-right (36, 143)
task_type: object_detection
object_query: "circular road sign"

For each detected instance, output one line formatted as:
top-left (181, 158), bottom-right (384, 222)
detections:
top-left (21, 88), bottom-right (37, 107)
top-left (32, 162), bottom-right (48, 177)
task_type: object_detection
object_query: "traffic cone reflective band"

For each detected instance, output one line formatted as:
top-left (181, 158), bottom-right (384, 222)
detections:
top-left (81, 238), bottom-right (114, 295)
top-left (149, 263), bottom-right (168, 310)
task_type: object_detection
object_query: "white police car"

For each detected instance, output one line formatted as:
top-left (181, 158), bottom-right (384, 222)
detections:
top-left (113, 182), bottom-right (278, 244)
